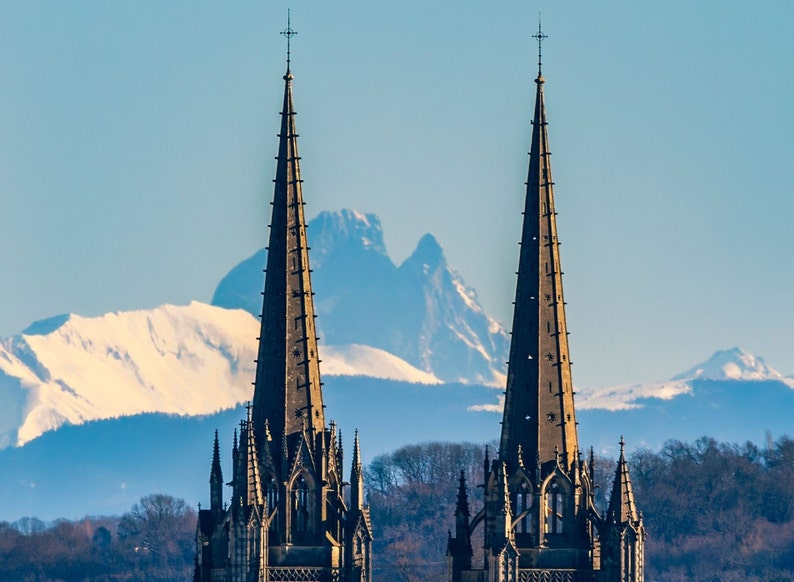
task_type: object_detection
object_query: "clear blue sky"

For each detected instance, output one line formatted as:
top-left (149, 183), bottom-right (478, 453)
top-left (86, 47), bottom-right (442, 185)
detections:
top-left (1, 2), bottom-right (792, 389)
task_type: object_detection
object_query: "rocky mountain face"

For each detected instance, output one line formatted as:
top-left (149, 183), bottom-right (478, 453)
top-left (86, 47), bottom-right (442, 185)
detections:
top-left (212, 209), bottom-right (510, 385)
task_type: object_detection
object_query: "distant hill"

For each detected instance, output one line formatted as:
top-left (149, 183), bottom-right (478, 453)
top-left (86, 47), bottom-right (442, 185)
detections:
top-left (566, 348), bottom-right (794, 455)
top-left (0, 377), bottom-right (499, 522)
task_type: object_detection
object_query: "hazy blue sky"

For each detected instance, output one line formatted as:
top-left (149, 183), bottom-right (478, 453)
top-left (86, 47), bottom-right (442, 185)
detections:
top-left (1, 2), bottom-right (792, 389)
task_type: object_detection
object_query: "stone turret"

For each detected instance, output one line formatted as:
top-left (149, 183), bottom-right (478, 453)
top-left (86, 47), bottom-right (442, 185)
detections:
top-left (345, 429), bottom-right (373, 581)
top-left (350, 430), bottom-right (364, 512)
top-left (599, 438), bottom-right (646, 582)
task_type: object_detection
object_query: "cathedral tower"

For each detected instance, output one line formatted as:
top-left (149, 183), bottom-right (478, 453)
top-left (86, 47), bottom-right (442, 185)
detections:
top-left (447, 24), bottom-right (644, 582)
top-left (195, 25), bottom-right (372, 582)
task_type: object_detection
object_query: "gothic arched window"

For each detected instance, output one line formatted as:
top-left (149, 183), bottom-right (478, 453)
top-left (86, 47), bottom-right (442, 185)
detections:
top-left (292, 474), bottom-right (311, 534)
top-left (545, 481), bottom-right (564, 534)
top-left (511, 480), bottom-right (534, 534)
top-left (266, 475), bottom-right (279, 531)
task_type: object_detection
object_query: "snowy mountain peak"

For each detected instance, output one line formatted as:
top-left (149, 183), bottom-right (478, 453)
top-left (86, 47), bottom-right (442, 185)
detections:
top-left (309, 209), bottom-right (390, 266)
top-left (672, 347), bottom-right (790, 383)
top-left (0, 302), bottom-right (257, 448)
top-left (571, 348), bottom-right (794, 413)
top-left (405, 233), bottom-right (446, 270)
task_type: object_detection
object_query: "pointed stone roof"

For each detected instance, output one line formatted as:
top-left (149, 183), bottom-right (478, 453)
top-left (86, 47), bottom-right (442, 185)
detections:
top-left (209, 429), bottom-right (224, 513)
top-left (607, 437), bottom-right (640, 524)
top-left (499, 63), bottom-right (579, 474)
top-left (455, 470), bottom-right (470, 518)
top-left (244, 407), bottom-right (264, 508)
top-left (351, 429), bottom-right (362, 475)
top-left (252, 64), bottom-right (326, 453)
top-left (210, 429), bottom-right (223, 484)
top-left (350, 429), bottom-right (364, 510)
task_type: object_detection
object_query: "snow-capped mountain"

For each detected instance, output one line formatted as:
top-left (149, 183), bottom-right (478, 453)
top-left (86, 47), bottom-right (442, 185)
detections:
top-left (3, 205), bottom-right (793, 520)
top-left (0, 302), bottom-right (441, 449)
top-left (672, 347), bottom-right (794, 384)
top-left (573, 347), bottom-right (794, 412)
top-left (0, 302), bottom-right (251, 448)
top-left (0, 208), bottom-right (507, 449)
top-left (462, 346), bottom-right (794, 458)
top-left (1, 208), bottom-right (505, 450)
top-left (212, 209), bottom-right (510, 386)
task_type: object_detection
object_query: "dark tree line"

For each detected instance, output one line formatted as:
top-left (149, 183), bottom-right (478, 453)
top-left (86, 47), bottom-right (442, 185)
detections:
top-left (365, 437), bottom-right (794, 582)
top-left (0, 494), bottom-right (195, 581)
top-left (366, 441), bottom-right (489, 581)
top-left (632, 435), bottom-right (794, 581)
top-left (3, 438), bottom-right (794, 581)
top-left (364, 441), bottom-right (614, 582)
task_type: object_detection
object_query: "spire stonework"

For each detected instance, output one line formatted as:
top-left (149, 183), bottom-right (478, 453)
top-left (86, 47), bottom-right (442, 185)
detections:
top-left (251, 62), bottom-right (325, 454)
top-left (345, 429), bottom-right (373, 581)
top-left (351, 429), bottom-right (364, 510)
top-left (447, 470), bottom-right (473, 580)
top-left (499, 54), bottom-right (579, 474)
top-left (607, 437), bottom-right (639, 524)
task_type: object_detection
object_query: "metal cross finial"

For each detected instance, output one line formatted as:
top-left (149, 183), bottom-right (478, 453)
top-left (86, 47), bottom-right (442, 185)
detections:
top-left (281, 9), bottom-right (298, 70)
top-left (532, 13), bottom-right (548, 76)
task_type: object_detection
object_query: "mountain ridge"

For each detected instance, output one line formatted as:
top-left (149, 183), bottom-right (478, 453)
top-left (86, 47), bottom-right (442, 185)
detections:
top-left (2, 209), bottom-right (792, 458)
top-left (0, 301), bottom-right (444, 448)
top-left (576, 347), bottom-right (794, 412)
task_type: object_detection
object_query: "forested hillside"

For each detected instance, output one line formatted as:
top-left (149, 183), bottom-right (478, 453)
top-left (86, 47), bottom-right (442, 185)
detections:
top-left (632, 436), bottom-right (794, 581)
top-left (0, 494), bottom-right (195, 581)
top-left (2, 437), bottom-right (794, 581)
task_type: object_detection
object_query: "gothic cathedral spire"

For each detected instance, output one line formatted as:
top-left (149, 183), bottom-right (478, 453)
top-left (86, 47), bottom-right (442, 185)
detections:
top-left (499, 47), bottom-right (579, 475)
top-left (251, 64), bottom-right (325, 450)
top-left (209, 430), bottom-right (223, 514)
top-left (448, 21), bottom-right (644, 582)
top-left (195, 25), bottom-right (371, 582)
